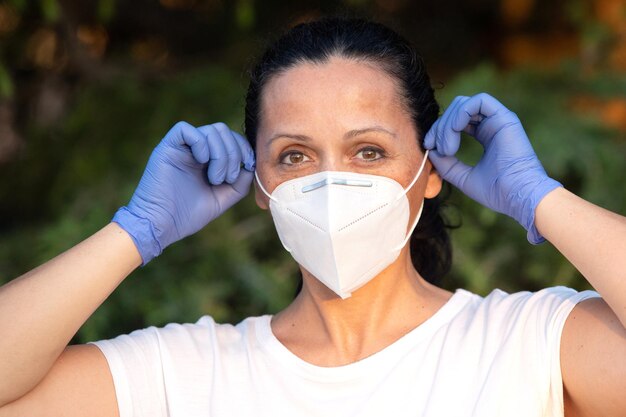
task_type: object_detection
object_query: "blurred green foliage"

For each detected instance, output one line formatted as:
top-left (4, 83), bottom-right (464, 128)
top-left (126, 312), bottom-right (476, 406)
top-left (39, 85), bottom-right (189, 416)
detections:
top-left (0, 66), bottom-right (299, 341)
top-left (0, 1), bottom-right (624, 342)
top-left (438, 64), bottom-right (626, 294)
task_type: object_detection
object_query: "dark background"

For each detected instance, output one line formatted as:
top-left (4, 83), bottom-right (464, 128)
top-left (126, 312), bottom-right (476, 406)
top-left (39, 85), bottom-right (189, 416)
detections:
top-left (1, 0), bottom-right (625, 342)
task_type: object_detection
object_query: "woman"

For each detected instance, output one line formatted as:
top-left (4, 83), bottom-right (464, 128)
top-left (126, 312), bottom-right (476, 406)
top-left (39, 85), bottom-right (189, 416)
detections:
top-left (0, 17), bottom-right (624, 417)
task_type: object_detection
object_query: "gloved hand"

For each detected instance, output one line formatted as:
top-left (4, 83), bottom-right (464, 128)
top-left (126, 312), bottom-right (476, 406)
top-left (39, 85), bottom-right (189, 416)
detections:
top-left (113, 121), bottom-right (256, 264)
top-left (424, 93), bottom-right (562, 244)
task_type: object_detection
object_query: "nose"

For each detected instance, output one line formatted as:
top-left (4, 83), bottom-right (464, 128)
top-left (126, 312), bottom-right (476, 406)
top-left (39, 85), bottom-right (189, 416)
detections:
top-left (318, 154), bottom-right (347, 173)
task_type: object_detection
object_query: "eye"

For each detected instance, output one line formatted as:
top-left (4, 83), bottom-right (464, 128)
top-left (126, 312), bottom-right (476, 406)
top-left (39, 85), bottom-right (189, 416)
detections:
top-left (355, 146), bottom-right (385, 161)
top-left (280, 151), bottom-right (310, 165)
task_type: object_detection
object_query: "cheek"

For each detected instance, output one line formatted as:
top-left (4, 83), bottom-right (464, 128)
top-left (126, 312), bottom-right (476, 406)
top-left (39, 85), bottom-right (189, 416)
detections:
top-left (394, 132), bottom-right (423, 179)
top-left (400, 152), bottom-right (430, 210)
top-left (403, 179), bottom-right (429, 233)
top-left (254, 163), bottom-right (278, 196)
top-left (254, 181), bottom-right (270, 210)
top-left (395, 145), bottom-right (426, 189)
top-left (254, 163), bottom-right (302, 196)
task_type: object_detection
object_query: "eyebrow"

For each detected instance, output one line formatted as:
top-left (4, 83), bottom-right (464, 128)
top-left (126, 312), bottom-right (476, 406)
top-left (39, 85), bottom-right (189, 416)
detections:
top-left (266, 126), bottom-right (396, 147)
top-left (345, 126), bottom-right (397, 139)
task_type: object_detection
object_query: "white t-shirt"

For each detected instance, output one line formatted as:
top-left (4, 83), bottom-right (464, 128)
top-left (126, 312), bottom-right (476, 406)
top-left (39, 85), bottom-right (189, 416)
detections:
top-left (92, 286), bottom-right (598, 417)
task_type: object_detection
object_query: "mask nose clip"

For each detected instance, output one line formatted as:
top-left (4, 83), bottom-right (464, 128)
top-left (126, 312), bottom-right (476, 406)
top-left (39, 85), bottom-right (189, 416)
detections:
top-left (302, 177), bottom-right (373, 193)
top-left (255, 172), bottom-right (375, 198)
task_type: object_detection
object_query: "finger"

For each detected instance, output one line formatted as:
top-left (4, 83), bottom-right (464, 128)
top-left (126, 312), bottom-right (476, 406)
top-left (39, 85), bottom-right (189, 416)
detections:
top-left (423, 118), bottom-right (439, 150)
top-left (454, 93), bottom-right (510, 149)
top-left (428, 150), bottom-right (472, 191)
top-left (451, 93), bottom-right (504, 130)
top-left (432, 97), bottom-right (459, 152)
top-left (229, 168), bottom-right (254, 196)
top-left (462, 123), bottom-right (476, 137)
top-left (213, 170), bottom-right (254, 209)
top-left (435, 96), bottom-right (468, 156)
top-left (212, 123), bottom-right (243, 184)
top-left (424, 96), bottom-right (465, 150)
top-left (199, 124), bottom-right (228, 184)
top-left (231, 131), bottom-right (256, 171)
top-left (168, 121), bottom-right (210, 163)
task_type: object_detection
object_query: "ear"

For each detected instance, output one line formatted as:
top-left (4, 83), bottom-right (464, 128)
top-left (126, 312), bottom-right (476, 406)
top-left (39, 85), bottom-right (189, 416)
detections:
top-left (254, 180), bottom-right (270, 210)
top-left (424, 161), bottom-right (443, 199)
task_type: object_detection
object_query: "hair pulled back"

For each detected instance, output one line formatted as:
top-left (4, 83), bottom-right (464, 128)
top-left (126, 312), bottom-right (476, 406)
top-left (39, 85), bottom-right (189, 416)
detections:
top-left (245, 17), bottom-right (452, 284)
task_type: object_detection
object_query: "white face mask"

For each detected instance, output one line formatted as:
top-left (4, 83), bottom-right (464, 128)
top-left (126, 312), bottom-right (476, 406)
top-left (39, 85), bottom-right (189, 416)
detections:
top-left (255, 150), bottom-right (429, 299)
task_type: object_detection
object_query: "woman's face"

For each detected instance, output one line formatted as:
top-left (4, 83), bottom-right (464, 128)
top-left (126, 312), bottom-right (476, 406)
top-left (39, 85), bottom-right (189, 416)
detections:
top-left (254, 56), bottom-right (442, 213)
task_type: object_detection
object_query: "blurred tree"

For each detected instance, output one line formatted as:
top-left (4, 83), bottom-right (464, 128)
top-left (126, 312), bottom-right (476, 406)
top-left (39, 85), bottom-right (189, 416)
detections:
top-left (0, 0), bottom-right (623, 341)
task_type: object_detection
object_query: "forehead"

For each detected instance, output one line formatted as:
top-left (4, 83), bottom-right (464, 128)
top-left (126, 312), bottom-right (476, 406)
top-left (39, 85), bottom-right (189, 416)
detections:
top-left (258, 57), bottom-right (412, 141)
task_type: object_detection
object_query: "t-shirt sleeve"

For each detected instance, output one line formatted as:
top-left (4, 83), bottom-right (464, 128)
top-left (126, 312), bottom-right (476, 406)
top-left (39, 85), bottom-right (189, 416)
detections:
top-left (89, 317), bottom-right (217, 417)
top-left (90, 327), bottom-right (169, 417)
top-left (533, 287), bottom-right (601, 416)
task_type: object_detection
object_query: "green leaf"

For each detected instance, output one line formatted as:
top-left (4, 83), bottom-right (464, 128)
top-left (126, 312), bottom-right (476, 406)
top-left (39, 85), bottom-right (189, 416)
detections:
top-left (7, 0), bottom-right (27, 11)
top-left (0, 62), bottom-right (13, 98)
top-left (97, 0), bottom-right (116, 23)
top-left (235, 0), bottom-right (254, 31)
top-left (40, 0), bottom-right (60, 22)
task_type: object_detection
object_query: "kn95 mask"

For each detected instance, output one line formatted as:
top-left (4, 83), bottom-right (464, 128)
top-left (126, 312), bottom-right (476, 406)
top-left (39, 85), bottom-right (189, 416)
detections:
top-left (255, 150), bottom-right (429, 299)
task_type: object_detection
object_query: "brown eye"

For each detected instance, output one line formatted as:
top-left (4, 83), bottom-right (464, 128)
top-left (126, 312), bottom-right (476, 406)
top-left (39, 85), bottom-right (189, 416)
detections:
top-left (362, 149), bottom-right (377, 160)
top-left (356, 147), bottom-right (384, 161)
top-left (289, 153), bottom-right (303, 163)
top-left (280, 151), bottom-right (310, 165)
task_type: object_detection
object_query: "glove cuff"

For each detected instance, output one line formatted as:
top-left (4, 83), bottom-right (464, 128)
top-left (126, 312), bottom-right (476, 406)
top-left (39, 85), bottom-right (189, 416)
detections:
top-left (521, 178), bottom-right (563, 245)
top-left (112, 207), bottom-right (162, 265)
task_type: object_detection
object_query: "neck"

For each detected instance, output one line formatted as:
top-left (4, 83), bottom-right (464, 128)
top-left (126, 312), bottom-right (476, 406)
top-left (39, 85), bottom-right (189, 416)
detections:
top-left (271, 248), bottom-right (452, 366)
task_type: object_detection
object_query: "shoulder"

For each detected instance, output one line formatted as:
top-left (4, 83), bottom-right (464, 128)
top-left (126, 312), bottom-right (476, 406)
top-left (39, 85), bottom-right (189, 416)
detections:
top-left (561, 297), bottom-right (626, 417)
top-left (88, 315), bottom-right (271, 417)
top-left (455, 286), bottom-right (599, 326)
top-left (462, 286), bottom-right (598, 314)
top-left (442, 287), bottom-right (601, 416)
top-left (0, 345), bottom-right (119, 417)
top-left (449, 286), bottom-right (600, 358)
top-left (92, 314), bottom-right (270, 363)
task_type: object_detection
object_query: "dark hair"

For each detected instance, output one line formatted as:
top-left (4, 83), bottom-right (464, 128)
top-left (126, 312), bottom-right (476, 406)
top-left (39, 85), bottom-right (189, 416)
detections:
top-left (245, 17), bottom-right (452, 285)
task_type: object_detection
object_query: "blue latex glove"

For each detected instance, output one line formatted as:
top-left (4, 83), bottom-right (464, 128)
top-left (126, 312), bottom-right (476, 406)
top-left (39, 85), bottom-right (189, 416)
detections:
top-left (424, 93), bottom-right (562, 244)
top-left (113, 121), bottom-right (256, 264)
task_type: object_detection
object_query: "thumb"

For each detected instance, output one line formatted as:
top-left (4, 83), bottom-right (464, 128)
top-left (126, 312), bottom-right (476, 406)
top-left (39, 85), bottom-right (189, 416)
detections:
top-left (213, 169), bottom-right (254, 210)
top-left (429, 150), bottom-right (472, 191)
top-left (230, 169), bottom-right (254, 195)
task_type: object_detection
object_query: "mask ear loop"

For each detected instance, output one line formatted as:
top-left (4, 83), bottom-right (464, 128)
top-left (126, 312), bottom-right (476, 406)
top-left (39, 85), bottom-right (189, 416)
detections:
top-left (392, 149), bottom-right (430, 251)
top-left (393, 199), bottom-right (424, 251)
top-left (254, 170), bottom-right (278, 202)
top-left (255, 171), bottom-right (292, 253)
top-left (396, 149), bottom-right (430, 201)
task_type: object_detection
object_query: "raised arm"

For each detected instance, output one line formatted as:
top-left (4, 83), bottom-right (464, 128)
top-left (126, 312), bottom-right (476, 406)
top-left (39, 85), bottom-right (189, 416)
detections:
top-left (424, 93), bottom-right (626, 417)
top-left (536, 188), bottom-right (626, 417)
top-left (0, 224), bottom-right (138, 416)
top-left (536, 188), bottom-right (626, 324)
top-left (0, 122), bottom-right (255, 414)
